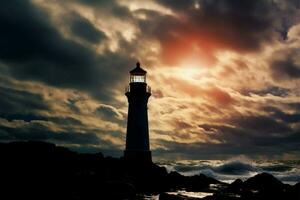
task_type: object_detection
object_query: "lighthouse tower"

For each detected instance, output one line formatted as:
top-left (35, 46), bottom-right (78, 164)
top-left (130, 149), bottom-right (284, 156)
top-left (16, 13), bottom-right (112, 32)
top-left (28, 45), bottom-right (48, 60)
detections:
top-left (124, 62), bottom-right (152, 163)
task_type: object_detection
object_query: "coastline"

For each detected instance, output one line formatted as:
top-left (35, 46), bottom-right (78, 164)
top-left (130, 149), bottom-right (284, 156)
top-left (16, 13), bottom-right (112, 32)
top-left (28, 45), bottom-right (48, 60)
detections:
top-left (157, 159), bottom-right (300, 185)
top-left (0, 141), bottom-right (299, 200)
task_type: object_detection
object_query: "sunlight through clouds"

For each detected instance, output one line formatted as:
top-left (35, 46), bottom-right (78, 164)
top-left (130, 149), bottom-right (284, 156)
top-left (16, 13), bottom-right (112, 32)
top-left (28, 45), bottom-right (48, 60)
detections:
top-left (0, 0), bottom-right (299, 159)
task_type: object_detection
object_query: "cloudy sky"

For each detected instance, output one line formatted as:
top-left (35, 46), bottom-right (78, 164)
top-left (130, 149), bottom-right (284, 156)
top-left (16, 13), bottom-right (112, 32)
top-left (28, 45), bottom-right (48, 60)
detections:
top-left (1, 0), bottom-right (300, 160)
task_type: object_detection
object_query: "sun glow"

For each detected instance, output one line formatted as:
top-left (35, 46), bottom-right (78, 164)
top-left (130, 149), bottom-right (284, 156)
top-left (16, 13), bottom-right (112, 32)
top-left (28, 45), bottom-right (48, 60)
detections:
top-left (176, 58), bottom-right (206, 81)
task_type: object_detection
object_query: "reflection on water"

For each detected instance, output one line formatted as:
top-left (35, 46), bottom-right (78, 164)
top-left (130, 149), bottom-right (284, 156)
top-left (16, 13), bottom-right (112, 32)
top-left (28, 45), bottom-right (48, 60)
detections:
top-left (142, 194), bottom-right (159, 200)
top-left (168, 191), bottom-right (213, 198)
top-left (141, 159), bottom-right (300, 199)
top-left (142, 191), bottom-right (212, 200)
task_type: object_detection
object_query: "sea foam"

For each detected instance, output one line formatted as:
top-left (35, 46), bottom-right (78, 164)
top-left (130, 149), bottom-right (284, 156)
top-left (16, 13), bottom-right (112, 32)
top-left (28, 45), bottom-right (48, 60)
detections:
top-left (158, 159), bottom-right (300, 185)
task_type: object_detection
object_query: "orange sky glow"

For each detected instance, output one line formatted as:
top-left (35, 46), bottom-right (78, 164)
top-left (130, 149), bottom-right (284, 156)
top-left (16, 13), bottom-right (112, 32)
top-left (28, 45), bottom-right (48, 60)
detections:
top-left (0, 0), bottom-right (300, 160)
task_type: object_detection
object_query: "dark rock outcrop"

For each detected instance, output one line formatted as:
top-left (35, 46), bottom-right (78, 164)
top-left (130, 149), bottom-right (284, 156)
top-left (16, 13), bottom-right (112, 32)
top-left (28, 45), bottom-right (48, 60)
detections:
top-left (0, 141), bottom-right (299, 200)
top-left (201, 172), bottom-right (299, 200)
top-left (226, 179), bottom-right (243, 193)
top-left (244, 172), bottom-right (284, 190)
top-left (0, 141), bottom-right (218, 199)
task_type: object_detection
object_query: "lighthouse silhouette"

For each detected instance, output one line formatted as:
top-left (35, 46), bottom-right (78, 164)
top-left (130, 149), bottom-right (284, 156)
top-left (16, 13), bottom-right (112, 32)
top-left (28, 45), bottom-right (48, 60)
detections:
top-left (124, 62), bottom-right (152, 163)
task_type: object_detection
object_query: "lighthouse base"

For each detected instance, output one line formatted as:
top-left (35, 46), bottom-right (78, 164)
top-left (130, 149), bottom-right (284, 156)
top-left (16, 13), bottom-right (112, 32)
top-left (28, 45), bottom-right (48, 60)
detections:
top-left (124, 150), bottom-right (152, 163)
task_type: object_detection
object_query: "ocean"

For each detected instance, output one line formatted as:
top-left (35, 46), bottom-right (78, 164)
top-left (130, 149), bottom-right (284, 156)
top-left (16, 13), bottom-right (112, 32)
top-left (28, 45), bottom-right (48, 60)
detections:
top-left (157, 158), bottom-right (300, 185)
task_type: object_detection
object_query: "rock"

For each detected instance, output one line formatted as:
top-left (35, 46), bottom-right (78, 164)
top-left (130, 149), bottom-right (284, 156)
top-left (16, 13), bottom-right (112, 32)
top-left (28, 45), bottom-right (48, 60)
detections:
top-left (103, 180), bottom-right (136, 199)
top-left (231, 179), bottom-right (243, 187)
top-left (243, 173), bottom-right (287, 200)
top-left (226, 179), bottom-right (243, 193)
top-left (1, 141), bottom-right (295, 200)
top-left (287, 182), bottom-right (300, 200)
top-left (244, 172), bottom-right (284, 191)
top-left (185, 174), bottom-right (220, 192)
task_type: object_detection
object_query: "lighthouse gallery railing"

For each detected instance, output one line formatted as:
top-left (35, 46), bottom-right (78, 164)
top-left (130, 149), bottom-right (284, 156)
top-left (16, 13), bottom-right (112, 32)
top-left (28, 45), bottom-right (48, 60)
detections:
top-left (125, 85), bottom-right (151, 93)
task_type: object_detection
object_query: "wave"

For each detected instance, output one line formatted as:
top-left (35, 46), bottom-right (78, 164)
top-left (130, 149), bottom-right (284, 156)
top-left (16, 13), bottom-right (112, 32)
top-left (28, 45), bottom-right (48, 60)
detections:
top-left (261, 164), bottom-right (292, 172)
top-left (213, 160), bottom-right (256, 175)
top-left (158, 159), bottom-right (300, 185)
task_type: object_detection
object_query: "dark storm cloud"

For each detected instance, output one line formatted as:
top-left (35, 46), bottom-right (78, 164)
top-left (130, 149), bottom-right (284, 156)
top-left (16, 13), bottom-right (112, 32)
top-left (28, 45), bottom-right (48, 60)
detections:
top-left (271, 57), bottom-right (300, 80)
top-left (0, 85), bottom-right (83, 125)
top-left (75, 0), bottom-right (117, 8)
top-left (0, 0), bottom-right (133, 102)
top-left (192, 112), bottom-right (299, 158)
top-left (146, 0), bottom-right (283, 64)
top-left (154, 131), bottom-right (300, 159)
top-left (157, 112), bottom-right (300, 159)
top-left (240, 87), bottom-right (290, 97)
top-left (0, 123), bottom-right (102, 146)
top-left (288, 103), bottom-right (300, 112)
top-left (70, 13), bottom-right (107, 43)
top-left (47, 116), bottom-right (83, 126)
top-left (149, 110), bottom-right (300, 159)
top-left (0, 0), bottom-right (299, 160)
top-left (0, 0), bottom-right (94, 72)
top-left (268, 23), bottom-right (300, 81)
top-left (165, 103), bottom-right (300, 159)
top-left (263, 106), bottom-right (300, 124)
top-left (0, 86), bottom-right (48, 114)
top-left (0, 0), bottom-right (95, 85)
top-left (0, 84), bottom-right (121, 150)
top-left (0, 113), bottom-right (47, 123)
top-left (153, 140), bottom-right (260, 159)
top-left (251, 132), bottom-right (300, 148)
top-left (227, 115), bottom-right (292, 134)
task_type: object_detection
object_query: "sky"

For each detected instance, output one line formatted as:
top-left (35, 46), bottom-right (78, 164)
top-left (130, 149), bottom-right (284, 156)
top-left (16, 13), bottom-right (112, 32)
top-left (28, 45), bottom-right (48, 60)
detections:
top-left (0, 0), bottom-right (300, 160)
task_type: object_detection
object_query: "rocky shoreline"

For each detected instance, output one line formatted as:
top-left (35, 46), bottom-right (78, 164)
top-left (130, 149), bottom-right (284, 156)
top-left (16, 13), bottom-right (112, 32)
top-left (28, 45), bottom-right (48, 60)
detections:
top-left (0, 141), bottom-right (299, 199)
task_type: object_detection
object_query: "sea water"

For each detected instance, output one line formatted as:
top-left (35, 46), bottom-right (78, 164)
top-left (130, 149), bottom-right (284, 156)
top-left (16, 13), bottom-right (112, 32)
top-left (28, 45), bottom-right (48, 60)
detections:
top-left (156, 158), bottom-right (300, 185)
top-left (143, 158), bottom-right (300, 199)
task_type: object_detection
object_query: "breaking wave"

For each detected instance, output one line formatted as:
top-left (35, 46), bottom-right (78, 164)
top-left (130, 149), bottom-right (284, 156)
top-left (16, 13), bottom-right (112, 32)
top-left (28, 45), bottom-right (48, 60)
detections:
top-left (213, 160), bottom-right (256, 175)
top-left (158, 159), bottom-right (300, 185)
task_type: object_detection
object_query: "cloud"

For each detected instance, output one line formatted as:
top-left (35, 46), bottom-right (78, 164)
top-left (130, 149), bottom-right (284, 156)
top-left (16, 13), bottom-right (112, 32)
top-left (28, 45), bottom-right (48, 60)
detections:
top-left (154, 132), bottom-right (300, 159)
top-left (268, 24), bottom-right (300, 81)
top-left (173, 119), bottom-right (193, 129)
top-left (0, 0), bottom-right (134, 103)
top-left (145, 0), bottom-right (285, 65)
top-left (270, 53), bottom-right (300, 80)
top-left (95, 104), bottom-right (125, 122)
top-left (240, 87), bottom-right (290, 97)
top-left (70, 13), bottom-right (107, 43)
top-left (227, 115), bottom-right (292, 135)
top-left (204, 87), bottom-right (234, 106)
top-left (0, 123), bottom-right (103, 146)
top-left (0, 0), bottom-right (300, 160)
top-left (0, 86), bottom-right (48, 115)
top-left (156, 111), bottom-right (299, 159)
top-left (270, 52), bottom-right (300, 80)
top-left (263, 106), bottom-right (300, 124)
top-left (0, 77), bottom-right (126, 151)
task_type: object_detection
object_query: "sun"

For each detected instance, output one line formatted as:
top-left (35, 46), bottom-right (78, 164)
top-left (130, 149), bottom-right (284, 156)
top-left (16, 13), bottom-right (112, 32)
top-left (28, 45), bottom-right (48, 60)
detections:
top-left (176, 57), bottom-right (205, 81)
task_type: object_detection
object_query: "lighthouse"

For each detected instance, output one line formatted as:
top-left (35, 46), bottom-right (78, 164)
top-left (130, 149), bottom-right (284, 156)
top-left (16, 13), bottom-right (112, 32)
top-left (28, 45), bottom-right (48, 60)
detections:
top-left (124, 62), bottom-right (152, 163)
